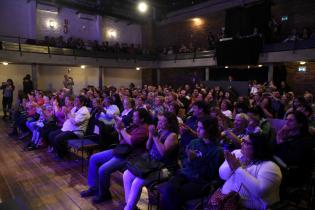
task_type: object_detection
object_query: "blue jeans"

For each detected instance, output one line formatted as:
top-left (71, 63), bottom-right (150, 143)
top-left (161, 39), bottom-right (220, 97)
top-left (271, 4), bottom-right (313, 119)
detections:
top-left (87, 149), bottom-right (126, 196)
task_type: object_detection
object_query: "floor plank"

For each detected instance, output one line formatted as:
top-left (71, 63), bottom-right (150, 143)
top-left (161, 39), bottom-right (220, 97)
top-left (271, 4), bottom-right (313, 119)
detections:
top-left (0, 120), bottom-right (149, 210)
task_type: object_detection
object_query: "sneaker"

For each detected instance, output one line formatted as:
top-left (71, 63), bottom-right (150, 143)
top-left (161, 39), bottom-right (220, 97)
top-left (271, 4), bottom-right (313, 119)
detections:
top-left (80, 188), bottom-right (98, 198)
top-left (92, 192), bottom-right (112, 203)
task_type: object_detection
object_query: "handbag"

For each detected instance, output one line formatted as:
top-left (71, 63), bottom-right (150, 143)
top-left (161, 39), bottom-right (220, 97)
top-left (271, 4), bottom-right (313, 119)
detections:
top-left (113, 144), bottom-right (133, 158)
top-left (205, 186), bottom-right (241, 210)
top-left (127, 152), bottom-right (163, 178)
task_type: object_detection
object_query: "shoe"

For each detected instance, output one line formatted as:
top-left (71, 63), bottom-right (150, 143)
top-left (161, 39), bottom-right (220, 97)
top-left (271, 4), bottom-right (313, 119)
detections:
top-left (92, 192), bottom-right (112, 204)
top-left (80, 188), bottom-right (98, 198)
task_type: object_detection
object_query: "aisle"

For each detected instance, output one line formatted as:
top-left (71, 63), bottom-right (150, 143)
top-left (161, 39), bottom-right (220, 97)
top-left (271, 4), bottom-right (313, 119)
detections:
top-left (0, 120), bottom-right (148, 210)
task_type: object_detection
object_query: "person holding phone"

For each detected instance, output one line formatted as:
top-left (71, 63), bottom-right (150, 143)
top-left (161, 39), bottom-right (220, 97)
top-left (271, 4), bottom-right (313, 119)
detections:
top-left (1, 79), bottom-right (15, 120)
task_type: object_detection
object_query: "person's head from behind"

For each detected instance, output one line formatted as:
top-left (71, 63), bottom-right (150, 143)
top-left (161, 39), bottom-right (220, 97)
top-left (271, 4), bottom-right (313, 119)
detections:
top-left (133, 108), bottom-right (151, 125)
top-left (64, 74), bottom-right (69, 79)
top-left (241, 134), bottom-right (272, 163)
top-left (285, 111), bottom-right (309, 136)
top-left (192, 101), bottom-right (209, 118)
top-left (157, 112), bottom-right (179, 134)
top-left (197, 117), bottom-right (219, 140)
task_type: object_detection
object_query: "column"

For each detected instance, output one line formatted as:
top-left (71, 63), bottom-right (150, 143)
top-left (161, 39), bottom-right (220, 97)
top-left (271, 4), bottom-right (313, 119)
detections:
top-left (205, 67), bottom-right (209, 81)
top-left (31, 63), bottom-right (38, 89)
top-left (99, 66), bottom-right (103, 89)
top-left (156, 68), bottom-right (160, 85)
top-left (268, 64), bottom-right (274, 82)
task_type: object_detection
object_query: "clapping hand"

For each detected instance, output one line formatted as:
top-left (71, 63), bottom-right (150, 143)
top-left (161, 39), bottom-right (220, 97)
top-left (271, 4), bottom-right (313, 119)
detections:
top-left (224, 150), bottom-right (241, 171)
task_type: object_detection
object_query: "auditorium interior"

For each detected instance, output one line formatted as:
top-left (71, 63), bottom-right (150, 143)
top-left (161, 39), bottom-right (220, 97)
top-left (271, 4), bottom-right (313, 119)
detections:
top-left (0, 0), bottom-right (315, 209)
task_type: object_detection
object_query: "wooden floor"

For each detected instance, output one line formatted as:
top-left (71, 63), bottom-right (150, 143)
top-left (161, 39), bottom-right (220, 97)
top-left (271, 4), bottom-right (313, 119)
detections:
top-left (0, 120), bottom-right (149, 210)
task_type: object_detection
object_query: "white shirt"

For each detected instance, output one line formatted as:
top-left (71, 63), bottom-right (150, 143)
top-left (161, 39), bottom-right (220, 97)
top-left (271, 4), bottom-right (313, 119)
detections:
top-left (219, 149), bottom-right (282, 210)
top-left (61, 106), bottom-right (90, 137)
top-left (98, 104), bottom-right (120, 125)
top-left (222, 110), bottom-right (232, 119)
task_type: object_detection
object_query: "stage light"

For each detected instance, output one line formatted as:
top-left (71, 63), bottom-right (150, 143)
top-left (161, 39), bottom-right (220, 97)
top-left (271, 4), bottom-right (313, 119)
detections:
top-left (258, 65), bottom-right (263, 67)
top-left (224, 66), bottom-right (229, 69)
top-left (2, 62), bottom-right (8, 66)
top-left (81, 65), bottom-right (86, 69)
top-left (138, 2), bottom-right (148, 13)
top-left (136, 67), bottom-right (140, 71)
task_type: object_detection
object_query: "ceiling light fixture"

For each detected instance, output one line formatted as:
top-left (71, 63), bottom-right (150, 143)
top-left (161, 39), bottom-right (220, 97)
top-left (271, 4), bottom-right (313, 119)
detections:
top-left (138, 2), bottom-right (148, 13)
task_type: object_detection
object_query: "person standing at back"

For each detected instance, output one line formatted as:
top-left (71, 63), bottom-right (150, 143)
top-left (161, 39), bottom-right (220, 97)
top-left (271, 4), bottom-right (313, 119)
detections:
top-left (23, 74), bottom-right (33, 95)
top-left (63, 74), bottom-right (74, 93)
top-left (1, 79), bottom-right (15, 119)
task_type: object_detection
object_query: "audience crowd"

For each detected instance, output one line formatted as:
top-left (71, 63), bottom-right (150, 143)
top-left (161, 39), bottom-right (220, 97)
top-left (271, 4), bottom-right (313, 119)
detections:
top-left (25, 35), bottom-right (153, 56)
top-left (3, 78), bottom-right (315, 210)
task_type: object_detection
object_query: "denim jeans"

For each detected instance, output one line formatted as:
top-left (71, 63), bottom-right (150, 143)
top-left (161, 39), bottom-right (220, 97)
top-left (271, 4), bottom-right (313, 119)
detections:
top-left (123, 169), bottom-right (147, 210)
top-left (87, 149), bottom-right (126, 196)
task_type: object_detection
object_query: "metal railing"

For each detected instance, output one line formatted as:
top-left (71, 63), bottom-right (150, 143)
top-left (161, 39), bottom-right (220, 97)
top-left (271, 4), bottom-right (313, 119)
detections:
top-left (0, 35), bottom-right (215, 62)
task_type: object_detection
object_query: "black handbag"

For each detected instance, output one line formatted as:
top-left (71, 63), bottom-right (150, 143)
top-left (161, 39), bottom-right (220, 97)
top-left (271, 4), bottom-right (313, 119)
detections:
top-left (113, 144), bottom-right (133, 158)
top-left (127, 152), bottom-right (164, 178)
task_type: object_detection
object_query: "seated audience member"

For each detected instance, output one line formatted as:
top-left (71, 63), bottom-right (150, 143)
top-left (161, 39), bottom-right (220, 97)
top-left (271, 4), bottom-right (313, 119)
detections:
top-left (247, 107), bottom-right (271, 139)
top-left (123, 112), bottom-right (179, 210)
top-left (220, 99), bottom-right (233, 119)
top-left (179, 101), bottom-right (209, 149)
top-left (283, 28), bottom-right (300, 42)
top-left (159, 117), bottom-right (224, 210)
top-left (221, 113), bottom-right (249, 150)
top-left (120, 97), bottom-right (135, 127)
top-left (275, 111), bottom-right (314, 185)
top-left (97, 96), bottom-right (120, 126)
top-left (80, 108), bottom-right (150, 203)
top-left (219, 134), bottom-right (282, 210)
top-left (48, 95), bottom-right (90, 158)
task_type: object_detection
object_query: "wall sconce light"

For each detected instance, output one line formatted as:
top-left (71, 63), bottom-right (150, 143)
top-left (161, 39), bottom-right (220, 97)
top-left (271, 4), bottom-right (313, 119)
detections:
top-left (81, 65), bottom-right (86, 69)
top-left (191, 17), bottom-right (204, 27)
top-left (299, 61), bottom-right (306, 65)
top-left (136, 67), bottom-right (140, 71)
top-left (2, 62), bottom-right (9, 66)
top-left (298, 66), bottom-right (306, 72)
top-left (49, 19), bottom-right (56, 29)
top-left (107, 29), bottom-right (117, 39)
